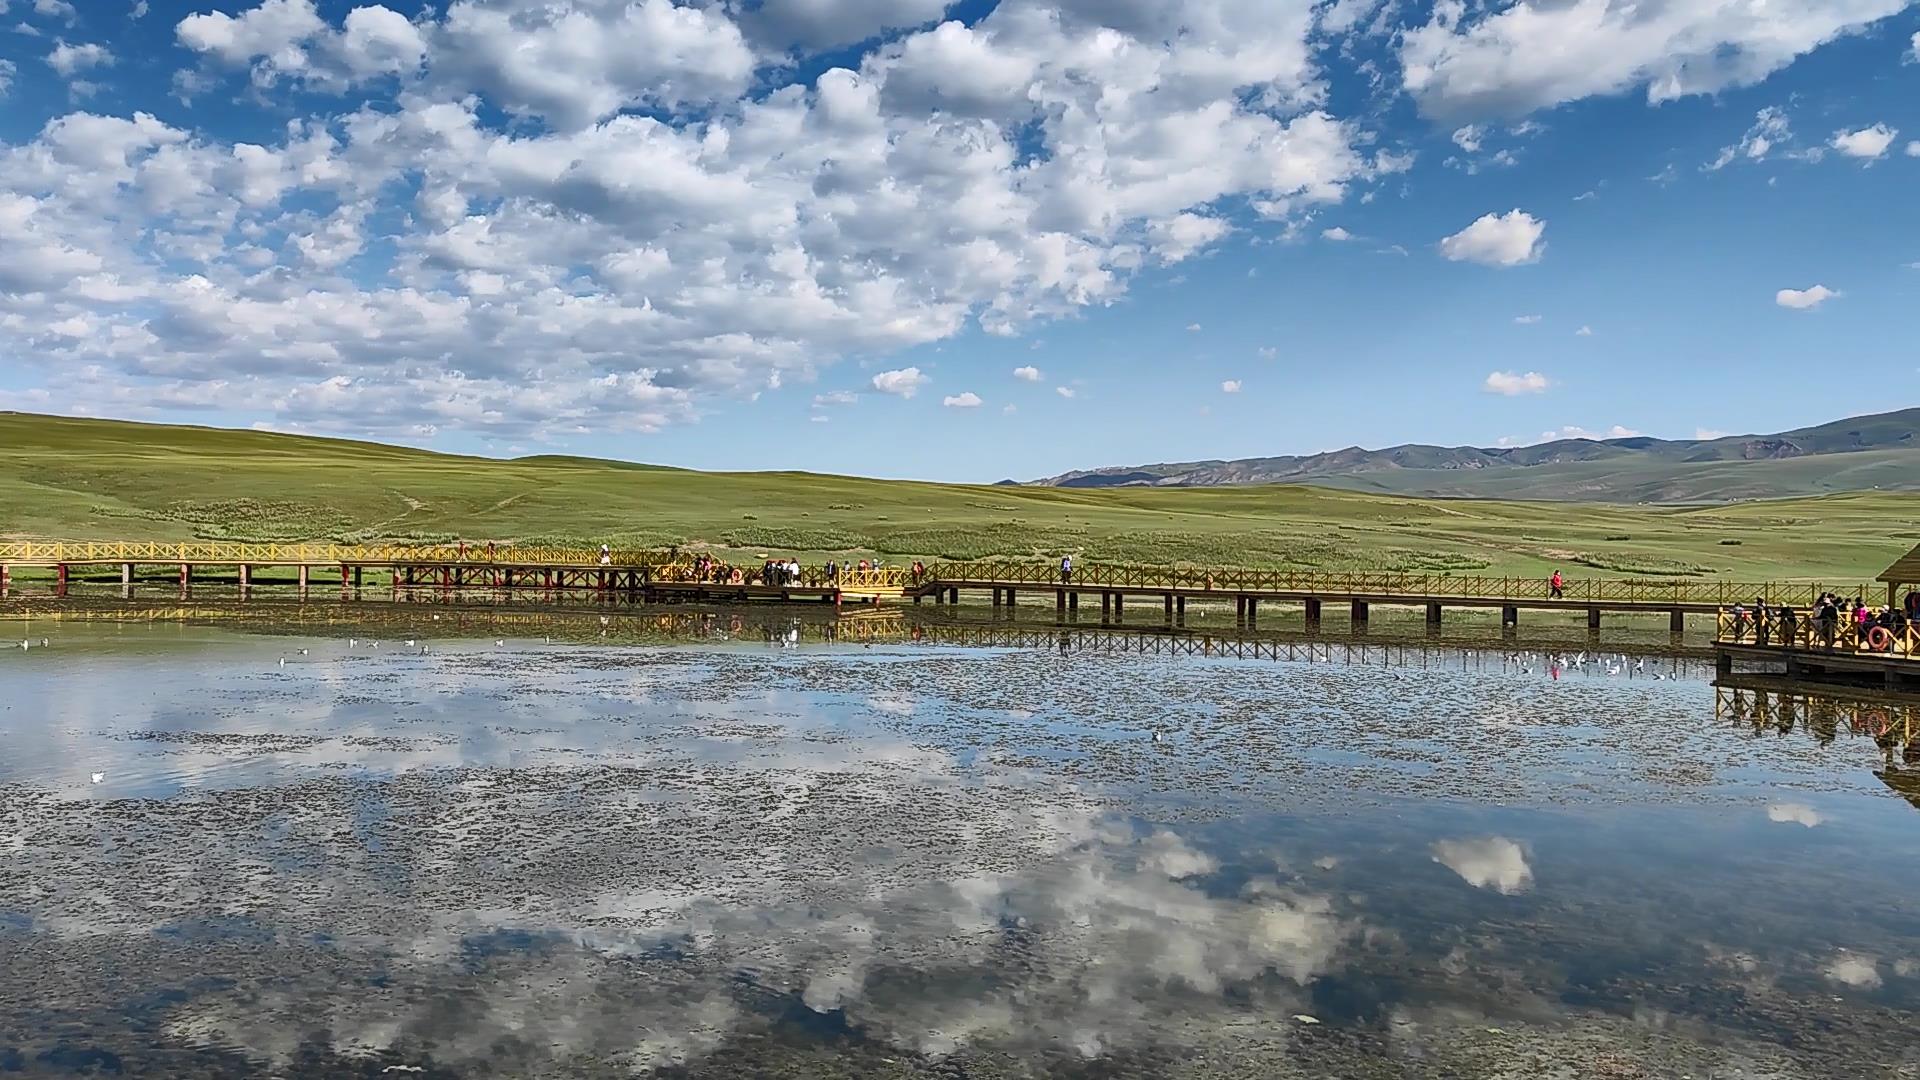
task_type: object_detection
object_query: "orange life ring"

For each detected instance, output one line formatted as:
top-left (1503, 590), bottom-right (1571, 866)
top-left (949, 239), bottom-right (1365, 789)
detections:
top-left (1867, 626), bottom-right (1892, 651)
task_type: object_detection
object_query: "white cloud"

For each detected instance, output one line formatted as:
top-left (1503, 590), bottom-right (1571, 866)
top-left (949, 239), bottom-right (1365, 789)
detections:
top-left (1000, 403), bottom-right (1016, 414)
top-left (1256, 346), bottom-right (1277, 359)
top-left (1220, 379), bottom-right (1241, 394)
top-left (1908, 141), bottom-right (1920, 157)
top-left (1011, 365), bottom-right (1041, 382)
top-left (812, 390), bottom-right (858, 407)
top-left (1450, 124), bottom-right (1484, 152)
top-left (0, 59), bottom-right (13, 97)
top-left (1776, 285), bottom-right (1838, 310)
top-left (1825, 954), bottom-right (1882, 989)
top-left (1574, 325), bottom-right (1594, 336)
top-left (1483, 370), bottom-right (1549, 396)
top-left (1706, 106), bottom-right (1792, 170)
top-left (1439, 209), bottom-right (1545, 267)
top-left (0, 0), bottom-right (1402, 439)
top-left (1541, 424), bottom-right (1641, 441)
top-left (1513, 314), bottom-right (1541, 325)
top-left (47, 40), bottom-right (112, 77)
top-left (871, 367), bottom-right (929, 398)
top-left (132, 0), bottom-right (149, 17)
top-left (1400, 0), bottom-right (1911, 118)
top-left (1055, 386), bottom-right (1077, 399)
top-left (1694, 427), bottom-right (1731, 440)
top-left (1431, 837), bottom-right (1532, 895)
top-left (1321, 225), bottom-right (1356, 241)
top-left (942, 391), bottom-right (982, 408)
top-left (1766, 802), bottom-right (1823, 827)
top-left (33, 0), bottom-right (75, 21)
top-left (1830, 123), bottom-right (1898, 161)
top-left (1185, 323), bottom-right (1203, 332)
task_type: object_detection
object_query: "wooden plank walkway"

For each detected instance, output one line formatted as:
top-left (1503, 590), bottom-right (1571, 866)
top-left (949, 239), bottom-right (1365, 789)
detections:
top-left (1712, 610), bottom-right (1920, 692)
top-left (0, 540), bottom-right (1882, 629)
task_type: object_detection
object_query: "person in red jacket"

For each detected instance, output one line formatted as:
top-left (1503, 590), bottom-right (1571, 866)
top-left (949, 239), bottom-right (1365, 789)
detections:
top-left (1549, 569), bottom-right (1564, 599)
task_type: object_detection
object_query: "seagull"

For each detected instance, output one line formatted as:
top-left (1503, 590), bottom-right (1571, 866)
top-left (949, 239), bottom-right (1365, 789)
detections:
top-left (494, 639), bottom-right (505, 647)
top-left (89, 772), bottom-right (104, 784)
top-left (40, 639), bottom-right (47, 647)
top-left (298, 648), bottom-right (308, 655)
top-left (349, 638), bottom-right (357, 647)
top-left (404, 639), bottom-right (415, 647)
top-left (279, 657), bottom-right (286, 666)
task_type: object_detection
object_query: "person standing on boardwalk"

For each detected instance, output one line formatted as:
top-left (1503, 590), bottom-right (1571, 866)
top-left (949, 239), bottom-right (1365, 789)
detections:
top-left (1549, 569), bottom-right (1564, 599)
top-left (1061, 555), bottom-right (1073, 584)
top-left (599, 544), bottom-right (611, 566)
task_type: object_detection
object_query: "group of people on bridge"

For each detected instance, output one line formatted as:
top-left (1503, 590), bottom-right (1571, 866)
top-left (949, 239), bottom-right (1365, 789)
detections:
top-left (1728, 591), bottom-right (1920, 653)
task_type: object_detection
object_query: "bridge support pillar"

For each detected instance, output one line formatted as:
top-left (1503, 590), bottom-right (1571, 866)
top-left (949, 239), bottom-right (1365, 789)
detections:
top-left (354, 566), bottom-right (364, 587)
top-left (1100, 592), bottom-right (1112, 619)
top-left (1716, 652), bottom-right (1734, 677)
top-left (1502, 605), bottom-right (1518, 626)
top-left (1235, 596), bottom-right (1246, 620)
top-left (1669, 609), bottom-right (1685, 633)
top-left (298, 565), bottom-right (310, 591)
top-left (1068, 591), bottom-right (1079, 612)
top-left (1164, 594), bottom-right (1174, 622)
top-left (1351, 600), bottom-right (1369, 624)
top-left (1304, 598), bottom-right (1321, 623)
top-left (1006, 588), bottom-right (1016, 606)
top-left (1425, 602), bottom-right (1442, 625)
top-left (238, 564), bottom-right (251, 588)
top-left (0, 564), bottom-right (8, 591)
top-left (120, 563), bottom-right (133, 585)
top-left (1588, 607), bottom-right (1602, 630)
top-left (1175, 595), bottom-right (1186, 622)
top-left (1246, 597), bottom-right (1259, 623)
top-left (1057, 589), bottom-right (1067, 613)
top-left (948, 587), bottom-right (959, 605)
top-left (1113, 593), bottom-right (1124, 618)
top-left (992, 588), bottom-right (1002, 607)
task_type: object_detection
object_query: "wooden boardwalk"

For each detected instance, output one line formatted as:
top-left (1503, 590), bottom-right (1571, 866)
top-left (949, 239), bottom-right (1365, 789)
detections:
top-left (1712, 610), bottom-right (1920, 693)
top-left (0, 540), bottom-right (1883, 630)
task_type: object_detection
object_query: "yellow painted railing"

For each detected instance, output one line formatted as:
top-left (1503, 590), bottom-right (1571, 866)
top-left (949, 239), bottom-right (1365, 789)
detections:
top-left (922, 560), bottom-right (1860, 608)
top-left (1715, 609), bottom-right (1920, 659)
top-left (0, 540), bottom-right (681, 568)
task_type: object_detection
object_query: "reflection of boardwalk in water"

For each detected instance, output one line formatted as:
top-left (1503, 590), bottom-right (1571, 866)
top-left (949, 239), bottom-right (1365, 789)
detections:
top-left (8, 596), bottom-right (1709, 679)
top-left (1715, 682), bottom-right (1920, 809)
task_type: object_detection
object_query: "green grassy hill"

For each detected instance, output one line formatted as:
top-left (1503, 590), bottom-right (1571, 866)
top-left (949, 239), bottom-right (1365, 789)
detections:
top-left (1, 411), bottom-right (1913, 583)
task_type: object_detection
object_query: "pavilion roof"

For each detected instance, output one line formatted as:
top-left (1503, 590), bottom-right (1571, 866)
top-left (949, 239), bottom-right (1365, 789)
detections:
top-left (1878, 542), bottom-right (1920, 584)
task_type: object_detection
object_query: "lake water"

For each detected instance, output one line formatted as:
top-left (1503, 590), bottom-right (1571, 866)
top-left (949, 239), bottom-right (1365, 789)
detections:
top-left (3, 601), bottom-right (1919, 1078)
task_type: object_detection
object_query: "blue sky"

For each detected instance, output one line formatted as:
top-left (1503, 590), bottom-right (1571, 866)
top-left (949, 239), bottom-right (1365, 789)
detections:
top-left (0, 0), bottom-right (1915, 482)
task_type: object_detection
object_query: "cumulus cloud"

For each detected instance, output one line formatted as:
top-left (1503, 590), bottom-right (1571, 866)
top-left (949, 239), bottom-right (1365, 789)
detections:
top-left (1484, 370), bottom-right (1549, 396)
top-left (1220, 379), bottom-right (1241, 393)
top-left (1439, 209), bottom-right (1545, 266)
top-left (1766, 802), bottom-right (1823, 827)
top-left (1055, 386), bottom-right (1076, 399)
top-left (1575, 325), bottom-right (1594, 336)
top-left (0, 0), bottom-right (1404, 439)
top-left (812, 390), bottom-right (858, 407)
top-left (1011, 365), bottom-right (1041, 382)
top-left (1513, 314), bottom-right (1541, 325)
top-left (1830, 123), bottom-right (1898, 161)
top-left (46, 40), bottom-right (112, 77)
top-left (1908, 141), bottom-right (1920, 157)
top-left (941, 391), bottom-right (982, 408)
top-left (871, 367), bottom-right (929, 398)
top-left (1431, 837), bottom-right (1532, 895)
top-left (1321, 226), bottom-right (1356, 241)
top-left (1400, 0), bottom-right (1911, 118)
top-left (1776, 285), bottom-right (1838, 310)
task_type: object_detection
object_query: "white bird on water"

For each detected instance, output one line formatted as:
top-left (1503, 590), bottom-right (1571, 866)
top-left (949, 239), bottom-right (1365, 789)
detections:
top-left (494, 639), bottom-right (505, 647)
top-left (89, 772), bottom-right (104, 784)
top-left (279, 657), bottom-right (286, 666)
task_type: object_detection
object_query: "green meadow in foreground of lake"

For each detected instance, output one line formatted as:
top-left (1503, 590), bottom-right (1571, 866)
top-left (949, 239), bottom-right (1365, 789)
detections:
top-left (2, 411), bottom-right (1913, 583)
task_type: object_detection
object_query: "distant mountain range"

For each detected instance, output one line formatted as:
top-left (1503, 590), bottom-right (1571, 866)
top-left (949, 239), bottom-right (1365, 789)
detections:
top-left (1021, 408), bottom-right (1920, 503)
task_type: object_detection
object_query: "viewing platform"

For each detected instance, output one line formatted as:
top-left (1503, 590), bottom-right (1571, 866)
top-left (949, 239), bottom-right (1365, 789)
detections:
top-left (1710, 542), bottom-right (1920, 694)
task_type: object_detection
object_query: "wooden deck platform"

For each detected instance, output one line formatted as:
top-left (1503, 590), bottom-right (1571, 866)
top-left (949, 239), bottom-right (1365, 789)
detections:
top-left (1712, 611), bottom-right (1920, 694)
